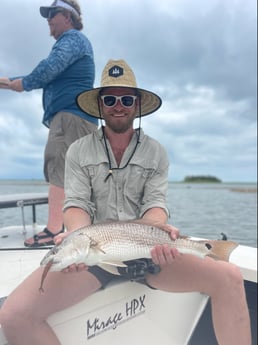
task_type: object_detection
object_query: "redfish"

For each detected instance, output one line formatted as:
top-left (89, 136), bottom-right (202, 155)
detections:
top-left (39, 220), bottom-right (238, 292)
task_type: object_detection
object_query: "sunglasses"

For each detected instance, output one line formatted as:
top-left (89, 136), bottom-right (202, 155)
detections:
top-left (48, 9), bottom-right (63, 19)
top-left (100, 95), bottom-right (137, 108)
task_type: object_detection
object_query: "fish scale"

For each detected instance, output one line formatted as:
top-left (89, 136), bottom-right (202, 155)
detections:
top-left (83, 222), bottom-right (172, 258)
top-left (41, 221), bottom-right (239, 268)
top-left (39, 221), bottom-right (239, 292)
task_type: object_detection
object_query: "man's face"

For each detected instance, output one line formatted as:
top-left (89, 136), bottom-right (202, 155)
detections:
top-left (47, 9), bottom-right (71, 39)
top-left (100, 87), bottom-right (138, 133)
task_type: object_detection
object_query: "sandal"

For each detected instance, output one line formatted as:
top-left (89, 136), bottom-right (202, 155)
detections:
top-left (24, 227), bottom-right (64, 247)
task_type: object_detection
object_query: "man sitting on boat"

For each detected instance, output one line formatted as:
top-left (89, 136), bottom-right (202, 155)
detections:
top-left (0, 59), bottom-right (251, 345)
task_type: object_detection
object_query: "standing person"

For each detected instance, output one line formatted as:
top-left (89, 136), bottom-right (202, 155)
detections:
top-left (0, 0), bottom-right (98, 247)
top-left (0, 59), bottom-right (251, 345)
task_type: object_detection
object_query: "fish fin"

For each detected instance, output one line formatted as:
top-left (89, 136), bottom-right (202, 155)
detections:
top-left (178, 235), bottom-right (190, 240)
top-left (101, 260), bottom-right (128, 267)
top-left (94, 244), bottom-right (106, 254)
top-left (39, 259), bottom-right (54, 293)
top-left (97, 263), bottom-right (121, 275)
top-left (202, 240), bottom-right (239, 262)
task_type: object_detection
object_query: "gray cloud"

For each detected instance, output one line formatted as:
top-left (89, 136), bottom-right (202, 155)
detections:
top-left (0, 0), bottom-right (256, 181)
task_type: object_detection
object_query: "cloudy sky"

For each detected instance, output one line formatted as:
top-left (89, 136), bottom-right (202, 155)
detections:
top-left (0, 0), bottom-right (256, 182)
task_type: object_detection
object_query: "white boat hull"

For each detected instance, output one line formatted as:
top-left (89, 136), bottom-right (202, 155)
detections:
top-left (0, 191), bottom-right (256, 345)
top-left (0, 237), bottom-right (257, 345)
top-left (0, 256), bottom-right (209, 345)
top-left (0, 225), bottom-right (210, 345)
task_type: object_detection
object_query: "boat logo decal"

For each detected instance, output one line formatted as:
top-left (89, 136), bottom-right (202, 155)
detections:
top-left (86, 294), bottom-right (146, 339)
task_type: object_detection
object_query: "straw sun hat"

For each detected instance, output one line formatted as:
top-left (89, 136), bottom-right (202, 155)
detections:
top-left (77, 59), bottom-right (162, 119)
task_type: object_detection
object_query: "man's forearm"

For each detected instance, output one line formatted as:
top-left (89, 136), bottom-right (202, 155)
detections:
top-left (142, 207), bottom-right (168, 224)
top-left (63, 207), bottom-right (92, 232)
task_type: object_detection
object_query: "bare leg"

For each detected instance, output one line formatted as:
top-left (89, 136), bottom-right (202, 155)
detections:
top-left (46, 184), bottom-right (65, 232)
top-left (147, 247), bottom-right (251, 345)
top-left (0, 267), bottom-right (101, 345)
top-left (25, 184), bottom-right (65, 246)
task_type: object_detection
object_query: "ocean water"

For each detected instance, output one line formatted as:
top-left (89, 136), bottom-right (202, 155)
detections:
top-left (167, 182), bottom-right (257, 248)
top-left (0, 180), bottom-right (257, 248)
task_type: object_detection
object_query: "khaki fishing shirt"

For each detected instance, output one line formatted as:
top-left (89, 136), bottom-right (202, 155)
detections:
top-left (64, 128), bottom-right (170, 222)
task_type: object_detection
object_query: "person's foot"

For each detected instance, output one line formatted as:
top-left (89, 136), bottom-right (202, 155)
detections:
top-left (24, 227), bottom-right (64, 247)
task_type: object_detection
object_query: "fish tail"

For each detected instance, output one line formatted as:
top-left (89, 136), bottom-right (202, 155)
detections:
top-left (204, 240), bottom-right (239, 262)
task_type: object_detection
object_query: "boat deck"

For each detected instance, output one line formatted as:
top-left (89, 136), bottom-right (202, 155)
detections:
top-left (0, 193), bottom-right (257, 345)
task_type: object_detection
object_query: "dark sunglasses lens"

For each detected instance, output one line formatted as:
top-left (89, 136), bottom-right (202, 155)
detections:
top-left (48, 9), bottom-right (60, 19)
top-left (102, 95), bottom-right (135, 107)
top-left (103, 96), bottom-right (116, 107)
top-left (121, 96), bottom-right (134, 107)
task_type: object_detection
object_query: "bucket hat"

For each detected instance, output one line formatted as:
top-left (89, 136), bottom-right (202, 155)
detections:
top-left (77, 59), bottom-right (162, 118)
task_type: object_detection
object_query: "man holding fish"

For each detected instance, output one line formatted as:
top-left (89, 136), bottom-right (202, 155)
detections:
top-left (0, 59), bottom-right (251, 345)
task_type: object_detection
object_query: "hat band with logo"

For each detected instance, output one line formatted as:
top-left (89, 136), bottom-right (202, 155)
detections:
top-left (77, 59), bottom-right (162, 119)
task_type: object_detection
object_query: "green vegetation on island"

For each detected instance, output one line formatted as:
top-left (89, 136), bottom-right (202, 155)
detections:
top-left (183, 175), bottom-right (222, 183)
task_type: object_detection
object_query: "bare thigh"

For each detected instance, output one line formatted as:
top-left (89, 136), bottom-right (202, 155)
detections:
top-left (2, 267), bottom-right (101, 321)
top-left (146, 254), bottom-right (240, 295)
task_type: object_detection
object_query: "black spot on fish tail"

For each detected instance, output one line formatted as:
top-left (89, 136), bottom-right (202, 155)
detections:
top-left (205, 240), bottom-right (239, 261)
top-left (205, 243), bottom-right (212, 250)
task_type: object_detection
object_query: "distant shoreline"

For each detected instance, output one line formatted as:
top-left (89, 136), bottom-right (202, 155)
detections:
top-left (0, 179), bottom-right (48, 185)
top-left (230, 188), bottom-right (257, 193)
top-left (0, 179), bottom-right (256, 186)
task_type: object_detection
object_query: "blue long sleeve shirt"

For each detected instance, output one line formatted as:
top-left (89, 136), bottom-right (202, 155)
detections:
top-left (13, 29), bottom-right (98, 128)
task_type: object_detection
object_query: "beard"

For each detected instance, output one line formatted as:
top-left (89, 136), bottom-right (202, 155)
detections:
top-left (104, 115), bottom-right (135, 133)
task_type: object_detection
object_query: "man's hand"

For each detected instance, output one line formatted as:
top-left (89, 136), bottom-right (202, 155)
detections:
top-left (151, 245), bottom-right (181, 266)
top-left (0, 77), bottom-right (11, 89)
top-left (165, 223), bottom-right (180, 240)
top-left (53, 231), bottom-right (88, 273)
top-left (147, 222), bottom-right (180, 240)
top-left (53, 231), bottom-right (70, 245)
top-left (62, 262), bottom-right (88, 273)
top-left (9, 78), bottom-right (24, 92)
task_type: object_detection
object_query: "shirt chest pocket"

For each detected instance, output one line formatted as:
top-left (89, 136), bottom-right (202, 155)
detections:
top-left (124, 167), bottom-right (156, 199)
top-left (85, 165), bottom-right (111, 198)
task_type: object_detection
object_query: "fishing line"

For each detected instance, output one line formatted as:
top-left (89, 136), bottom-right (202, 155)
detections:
top-left (97, 91), bottom-right (142, 182)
